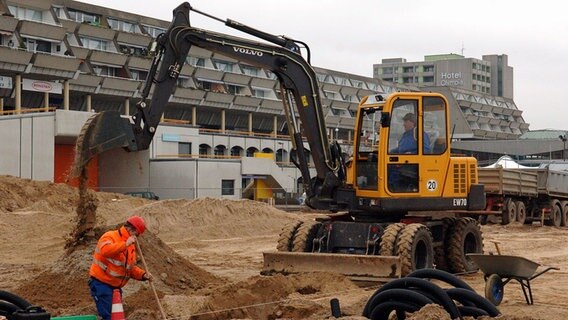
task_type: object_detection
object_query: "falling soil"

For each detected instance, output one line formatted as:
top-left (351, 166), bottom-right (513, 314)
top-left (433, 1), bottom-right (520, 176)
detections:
top-left (66, 166), bottom-right (98, 251)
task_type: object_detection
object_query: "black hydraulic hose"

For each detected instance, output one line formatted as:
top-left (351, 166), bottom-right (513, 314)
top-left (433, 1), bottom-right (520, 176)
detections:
top-left (446, 288), bottom-right (500, 317)
top-left (0, 290), bottom-right (32, 309)
top-left (365, 278), bottom-right (461, 319)
top-left (362, 288), bottom-right (433, 317)
top-left (369, 301), bottom-right (421, 320)
top-left (407, 268), bottom-right (475, 292)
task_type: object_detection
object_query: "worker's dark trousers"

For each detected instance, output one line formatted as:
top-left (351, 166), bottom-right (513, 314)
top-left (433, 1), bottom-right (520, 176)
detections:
top-left (88, 277), bottom-right (121, 320)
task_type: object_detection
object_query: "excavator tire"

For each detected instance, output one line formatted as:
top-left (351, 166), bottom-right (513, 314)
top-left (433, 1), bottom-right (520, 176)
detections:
top-left (291, 221), bottom-right (322, 252)
top-left (276, 221), bottom-right (303, 252)
top-left (396, 223), bottom-right (434, 276)
top-left (434, 217), bottom-right (455, 271)
top-left (447, 218), bottom-right (483, 273)
top-left (379, 223), bottom-right (405, 256)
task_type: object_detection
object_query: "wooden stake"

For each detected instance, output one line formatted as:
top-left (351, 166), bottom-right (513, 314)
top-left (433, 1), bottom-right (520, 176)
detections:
top-left (136, 241), bottom-right (168, 320)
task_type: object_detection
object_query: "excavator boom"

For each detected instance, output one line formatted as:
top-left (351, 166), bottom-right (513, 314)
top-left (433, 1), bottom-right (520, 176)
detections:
top-left (74, 2), bottom-right (343, 209)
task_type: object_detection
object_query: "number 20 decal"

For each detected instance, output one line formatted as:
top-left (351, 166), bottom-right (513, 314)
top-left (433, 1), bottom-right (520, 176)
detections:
top-left (426, 180), bottom-right (437, 191)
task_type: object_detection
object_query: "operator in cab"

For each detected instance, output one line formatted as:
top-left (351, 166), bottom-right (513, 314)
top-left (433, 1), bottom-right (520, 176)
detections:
top-left (390, 113), bottom-right (430, 154)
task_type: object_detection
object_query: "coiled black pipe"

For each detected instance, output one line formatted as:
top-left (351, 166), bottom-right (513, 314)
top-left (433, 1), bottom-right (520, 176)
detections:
top-left (446, 288), bottom-right (500, 317)
top-left (407, 268), bottom-right (475, 291)
top-left (0, 290), bottom-right (32, 310)
top-left (363, 268), bottom-right (501, 320)
top-left (363, 278), bottom-right (460, 319)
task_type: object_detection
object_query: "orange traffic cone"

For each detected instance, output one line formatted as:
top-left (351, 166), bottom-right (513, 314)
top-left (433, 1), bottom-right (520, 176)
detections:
top-left (110, 289), bottom-right (125, 320)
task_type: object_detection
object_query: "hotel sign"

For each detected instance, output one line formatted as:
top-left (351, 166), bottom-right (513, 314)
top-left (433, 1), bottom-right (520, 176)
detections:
top-left (23, 79), bottom-right (62, 94)
top-left (439, 72), bottom-right (464, 86)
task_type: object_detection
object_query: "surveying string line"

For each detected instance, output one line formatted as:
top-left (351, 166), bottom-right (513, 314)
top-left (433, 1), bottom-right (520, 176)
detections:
top-left (158, 284), bottom-right (381, 320)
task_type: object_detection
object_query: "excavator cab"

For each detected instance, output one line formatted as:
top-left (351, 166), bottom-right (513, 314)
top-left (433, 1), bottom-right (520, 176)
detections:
top-left (351, 92), bottom-right (483, 213)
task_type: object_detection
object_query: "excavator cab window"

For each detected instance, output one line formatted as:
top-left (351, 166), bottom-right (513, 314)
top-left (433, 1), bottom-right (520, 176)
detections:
top-left (355, 107), bottom-right (381, 190)
top-left (387, 100), bottom-right (420, 193)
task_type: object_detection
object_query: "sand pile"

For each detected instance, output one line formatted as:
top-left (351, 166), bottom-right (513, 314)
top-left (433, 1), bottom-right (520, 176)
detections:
top-left (13, 224), bottom-right (224, 317)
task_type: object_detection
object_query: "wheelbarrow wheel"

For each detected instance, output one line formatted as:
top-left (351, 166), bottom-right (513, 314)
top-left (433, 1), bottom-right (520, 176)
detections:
top-left (485, 274), bottom-right (504, 306)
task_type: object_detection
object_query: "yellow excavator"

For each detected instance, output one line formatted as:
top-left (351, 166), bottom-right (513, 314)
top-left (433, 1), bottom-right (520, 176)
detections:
top-left (75, 2), bottom-right (485, 277)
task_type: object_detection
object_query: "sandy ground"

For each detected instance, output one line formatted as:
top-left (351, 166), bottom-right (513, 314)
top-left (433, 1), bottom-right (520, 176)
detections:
top-left (1, 175), bottom-right (567, 319)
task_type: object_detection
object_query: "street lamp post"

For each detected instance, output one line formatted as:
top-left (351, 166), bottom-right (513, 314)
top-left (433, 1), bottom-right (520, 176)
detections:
top-left (559, 134), bottom-right (567, 161)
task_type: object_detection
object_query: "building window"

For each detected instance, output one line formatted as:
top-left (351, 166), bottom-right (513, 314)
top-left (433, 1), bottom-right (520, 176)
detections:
top-left (221, 180), bottom-right (235, 195)
top-left (68, 9), bottom-right (100, 25)
top-left (403, 66), bottom-right (414, 73)
top-left (119, 44), bottom-right (147, 56)
top-left (424, 65), bottom-right (434, 72)
top-left (226, 84), bottom-right (243, 95)
top-left (24, 38), bottom-right (52, 53)
top-left (178, 142), bottom-right (191, 156)
top-left (142, 25), bottom-right (166, 38)
top-left (423, 76), bottom-right (434, 83)
top-left (108, 18), bottom-right (139, 33)
top-left (382, 67), bottom-right (393, 74)
top-left (215, 61), bottom-right (234, 72)
top-left (8, 6), bottom-right (42, 22)
top-left (252, 88), bottom-right (268, 98)
top-left (80, 37), bottom-right (108, 51)
top-left (241, 65), bottom-right (260, 76)
top-left (93, 65), bottom-right (117, 77)
top-left (130, 69), bottom-right (148, 81)
top-left (187, 57), bottom-right (205, 67)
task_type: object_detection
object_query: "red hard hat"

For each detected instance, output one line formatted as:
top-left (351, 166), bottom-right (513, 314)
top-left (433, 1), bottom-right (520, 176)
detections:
top-left (127, 215), bottom-right (146, 235)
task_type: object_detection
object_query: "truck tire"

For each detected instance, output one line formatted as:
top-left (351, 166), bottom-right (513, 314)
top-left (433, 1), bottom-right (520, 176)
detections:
top-left (276, 221), bottom-right (302, 251)
top-left (501, 198), bottom-right (516, 225)
top-left (396, 223), bottom-right (434, 276)
top-left (526, 204), bottom-right (539, 224)
top-left (447, 218), bottom-right (483, 273)
top-left (515, 201), bottom-right (526, 225)
top-left (291, 221), bottom-right (321, 252)
top-left (379, 223), bottom-right (405, 256)
top-left (561, 201), bottom-right (568, 226)
top-left (545, 202), bottom-right (562, 227)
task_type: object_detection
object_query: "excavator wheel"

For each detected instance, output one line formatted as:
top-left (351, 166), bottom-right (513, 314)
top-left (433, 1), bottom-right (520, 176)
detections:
top-left (291, 221), bottom-right (322, 252)
top-left (396, 223), bottom-right (434, 276)
top-left (379, 223), bottom-right (405, 256)
top-left (447, 218), bottom-right (483, 273)
top-left (276, 221), bottom-right (303, 252)
top-left (434, 217), bottom-right (455, 271)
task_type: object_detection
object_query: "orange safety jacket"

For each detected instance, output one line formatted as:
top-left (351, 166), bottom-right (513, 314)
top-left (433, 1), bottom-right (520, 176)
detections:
top-left (89, 226), bottom-right (146, 288)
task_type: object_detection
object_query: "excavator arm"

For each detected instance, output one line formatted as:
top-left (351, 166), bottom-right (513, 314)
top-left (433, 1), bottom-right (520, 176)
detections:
top-left (75, 2), bottom-right (344, 209)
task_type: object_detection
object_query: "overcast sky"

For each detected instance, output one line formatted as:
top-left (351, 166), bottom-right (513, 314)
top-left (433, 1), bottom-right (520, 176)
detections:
top-left (83, 0), bottom-right (568, 131)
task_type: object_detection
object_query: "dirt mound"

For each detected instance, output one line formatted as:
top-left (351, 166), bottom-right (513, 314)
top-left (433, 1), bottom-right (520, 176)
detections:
top-left (103, 197), bottom-right (299, 241)
top-left (193, 272), bottom-right (358, 319)
top-left (14, 224), bottom-right (223, 317)
top-left (0, 175), bottom-right (77, 213)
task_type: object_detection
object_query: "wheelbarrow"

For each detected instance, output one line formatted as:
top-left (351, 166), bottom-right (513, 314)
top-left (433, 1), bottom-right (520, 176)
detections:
top-left (467, 253), bottom-right (559, 306)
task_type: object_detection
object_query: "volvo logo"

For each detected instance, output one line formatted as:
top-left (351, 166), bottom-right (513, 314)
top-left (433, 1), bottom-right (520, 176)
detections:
top-left (233, 46), bottom-right (263, 56)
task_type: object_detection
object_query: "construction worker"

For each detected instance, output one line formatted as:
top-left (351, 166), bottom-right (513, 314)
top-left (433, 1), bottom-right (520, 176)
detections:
top-left (88, 216), bottom-right (153, 320)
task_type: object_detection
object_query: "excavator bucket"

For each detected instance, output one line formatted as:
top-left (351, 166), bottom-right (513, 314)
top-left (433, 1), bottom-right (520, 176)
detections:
top-left (262, 252), bottom-right (401, 281)
top-left (73, 111), bottom-right (136, 173)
